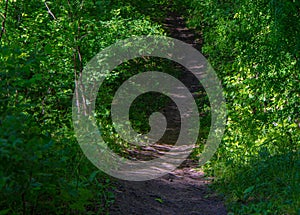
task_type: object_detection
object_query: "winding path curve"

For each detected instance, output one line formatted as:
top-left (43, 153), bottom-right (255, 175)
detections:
top-left (109, 10), bottom-right (227, 215)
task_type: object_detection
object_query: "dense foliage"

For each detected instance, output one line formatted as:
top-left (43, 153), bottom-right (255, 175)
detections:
top-left (1, 0), bottom-right (299, 214)
top-left (182, 0), bottom-right (300, 214)
top-left (0, 0), bottom-right (167, 214)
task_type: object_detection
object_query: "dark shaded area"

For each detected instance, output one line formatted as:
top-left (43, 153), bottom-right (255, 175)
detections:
top-left (110, 170), bottom-right (227, 215)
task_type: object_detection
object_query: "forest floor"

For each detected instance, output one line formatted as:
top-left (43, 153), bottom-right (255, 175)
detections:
top-left (109, 10), bottom-right (227, 215)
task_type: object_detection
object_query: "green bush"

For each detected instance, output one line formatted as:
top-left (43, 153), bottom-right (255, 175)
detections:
top-left (0, 0), bottom-right (166, 213)
top-left (182, 0), bottom-right (300, 213)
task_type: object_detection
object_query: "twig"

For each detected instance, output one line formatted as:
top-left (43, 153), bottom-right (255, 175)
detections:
top-left (0, 0), bottom-right (9, 42)
top-left (44, 2), bottom-right (56, 20)
top-left (74, 52), bottom-right (80, 114)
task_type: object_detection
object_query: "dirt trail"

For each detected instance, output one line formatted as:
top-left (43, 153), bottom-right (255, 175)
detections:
top-left (109, 11), bottom-right (227, 215)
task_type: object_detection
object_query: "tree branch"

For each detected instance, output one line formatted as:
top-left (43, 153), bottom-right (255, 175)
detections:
top-left (44, 2), bottom-right (56, 20)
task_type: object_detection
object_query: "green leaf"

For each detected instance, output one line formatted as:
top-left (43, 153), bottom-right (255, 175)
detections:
top-left (155, 198), bottom-right (163, 203)
top-left (244, 185), bottom-right (255, 194)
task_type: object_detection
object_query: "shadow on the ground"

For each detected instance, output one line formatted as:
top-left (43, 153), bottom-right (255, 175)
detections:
top-left (109, 8), bottom-right (227, 215)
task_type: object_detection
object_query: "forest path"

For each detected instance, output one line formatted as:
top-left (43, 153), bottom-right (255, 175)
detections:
top-left (109, 9), bottom-right (227, 215)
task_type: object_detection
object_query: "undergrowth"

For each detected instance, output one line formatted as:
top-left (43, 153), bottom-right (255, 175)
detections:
top-left (179, 0), bottom-right (300, 214)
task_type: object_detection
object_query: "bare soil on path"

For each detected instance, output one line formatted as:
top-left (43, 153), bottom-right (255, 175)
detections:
top-left (109, 10), bottom-right (227, 215)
